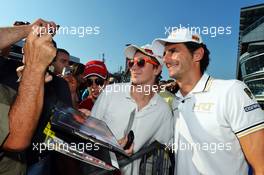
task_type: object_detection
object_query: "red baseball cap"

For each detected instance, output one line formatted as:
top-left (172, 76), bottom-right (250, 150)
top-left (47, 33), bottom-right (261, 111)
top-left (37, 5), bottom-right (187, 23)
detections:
top-left (83, 60), bottom-right (108, 79)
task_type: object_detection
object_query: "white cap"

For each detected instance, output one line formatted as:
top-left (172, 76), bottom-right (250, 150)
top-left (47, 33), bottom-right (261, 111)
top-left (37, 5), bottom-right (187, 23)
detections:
top-left (124, 44), bottom-right (163, 65)
top-left (152, 28), bottom-right (203, 56)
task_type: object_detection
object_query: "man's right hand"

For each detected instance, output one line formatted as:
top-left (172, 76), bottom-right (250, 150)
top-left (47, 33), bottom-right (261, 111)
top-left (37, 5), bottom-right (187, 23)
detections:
top-left (27, 18), bottom-right (57, 36)
top-left (31, 19), bottom-right (56, 29)
top-left (23, 25), bottom-right (56, 72)
top-left (118, 135), bottom-right (134, 156)
top-left (0, 18), bottom-right (57, 50)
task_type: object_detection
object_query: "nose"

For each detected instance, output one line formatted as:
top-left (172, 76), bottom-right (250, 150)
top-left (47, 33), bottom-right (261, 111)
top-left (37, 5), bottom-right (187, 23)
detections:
top-left (130, 61), bottom-right (139, 71)
top-left (91, 81), bottom-right (98, 89)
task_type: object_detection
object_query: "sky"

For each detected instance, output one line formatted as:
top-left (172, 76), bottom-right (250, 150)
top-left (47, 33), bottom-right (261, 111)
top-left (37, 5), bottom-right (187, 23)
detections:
top-left (1, 0), bottom-right (263, 79)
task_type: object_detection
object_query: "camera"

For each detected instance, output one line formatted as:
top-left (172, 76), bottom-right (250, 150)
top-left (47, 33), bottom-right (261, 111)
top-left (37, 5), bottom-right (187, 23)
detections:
top-left (62, 66), bottom-right (73, 76)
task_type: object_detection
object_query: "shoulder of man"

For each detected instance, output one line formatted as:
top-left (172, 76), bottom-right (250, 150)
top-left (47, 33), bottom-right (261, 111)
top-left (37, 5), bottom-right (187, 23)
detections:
top-left (208, 79), bottom-right (250, 98)
top-left (155, 93), bottom-right (173, 115)
top-left (211, 78), bottom-right (238, 90)
top-left (213, 79), bottom-right (252, 96)
top-left (0, 84), bottom-right (17, 105)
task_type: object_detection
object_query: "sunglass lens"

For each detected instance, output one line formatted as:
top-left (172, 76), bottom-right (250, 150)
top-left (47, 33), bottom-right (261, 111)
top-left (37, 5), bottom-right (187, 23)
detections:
top-left (137, 59), bottom-right (145, 67)
top-left (95, 78), bottom-right (105, 86)
top-left (87, 79), bottom-right (93, 87)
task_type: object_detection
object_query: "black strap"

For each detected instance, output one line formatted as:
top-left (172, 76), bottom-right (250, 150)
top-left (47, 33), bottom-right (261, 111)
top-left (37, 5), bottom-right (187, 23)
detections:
top-left (1, 150), bottom-right (26, 162)
top-left (124, 109), bottom-right (136, 135)
top-left (0, 151), bottom-right (3, 158)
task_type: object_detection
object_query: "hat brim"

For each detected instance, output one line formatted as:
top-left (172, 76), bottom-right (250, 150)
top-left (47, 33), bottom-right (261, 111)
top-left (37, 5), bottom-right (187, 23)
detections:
top-left (124, 44), bottom-right (163, 65)
top-left (83, 73), bottom-right (107, 79)
top-left (124, 45), bottom-right (137, 59)
top-left (152, 39), bottom-right (166, 57)
top-left (152, 37), bottom-right (203, 56)
top-left (153, 38), bottom-right (198, 47)
top-left (124, 45), bottom-right (154, 59)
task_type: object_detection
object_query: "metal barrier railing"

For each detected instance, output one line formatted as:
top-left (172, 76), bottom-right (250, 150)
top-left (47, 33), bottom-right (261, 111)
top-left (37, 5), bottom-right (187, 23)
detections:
top-left (139, 144), bottom-right (174, 175)
top-left (91, 141), bottom-right (174, 175)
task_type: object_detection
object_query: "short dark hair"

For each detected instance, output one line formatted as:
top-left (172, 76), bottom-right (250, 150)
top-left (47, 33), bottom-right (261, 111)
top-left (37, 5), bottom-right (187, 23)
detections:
top-left (57, 48), bottom-right (70, 56)
top-left (150, 57), bottom-right (162, 84)
top-left (183, 42), bottom-right (210, 74)
top-left (53, 48), bottom-right (70, 62)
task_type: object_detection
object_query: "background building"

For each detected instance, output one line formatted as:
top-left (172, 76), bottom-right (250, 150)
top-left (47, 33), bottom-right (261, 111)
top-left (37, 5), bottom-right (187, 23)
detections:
top-left (237, 3), bottom-right (264, 109)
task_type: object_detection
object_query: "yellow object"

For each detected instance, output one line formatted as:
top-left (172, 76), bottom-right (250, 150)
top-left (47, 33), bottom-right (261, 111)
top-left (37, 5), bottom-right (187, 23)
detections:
top-left (43, 122), bottom-right (55, 139)
top-left (158, 90), bottom-right (175, 110)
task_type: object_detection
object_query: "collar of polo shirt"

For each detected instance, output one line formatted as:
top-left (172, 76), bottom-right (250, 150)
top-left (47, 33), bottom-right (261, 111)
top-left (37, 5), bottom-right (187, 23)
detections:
top-left (175, 73), bottom-right (213, 99)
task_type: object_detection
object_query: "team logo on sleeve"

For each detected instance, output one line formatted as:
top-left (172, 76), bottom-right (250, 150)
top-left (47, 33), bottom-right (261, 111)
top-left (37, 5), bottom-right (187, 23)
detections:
top-left (244, 103), bottom-right (261, 112)
top-left (244, 88), bottom-right (253, 100)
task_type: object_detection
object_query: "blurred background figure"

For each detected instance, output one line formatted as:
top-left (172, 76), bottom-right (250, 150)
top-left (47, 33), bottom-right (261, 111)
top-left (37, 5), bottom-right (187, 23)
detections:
top-left (52, 48), bottom-right (70, 75)
top-left (71, 62), bottom-right (86, 101)
top-left (62, 62), bottom-right (85, 108)
top-left (79, 60), bottom-right (108, 111)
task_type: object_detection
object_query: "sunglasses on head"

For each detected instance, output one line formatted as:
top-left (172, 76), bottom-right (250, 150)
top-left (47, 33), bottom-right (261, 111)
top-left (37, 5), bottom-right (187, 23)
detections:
top-left (128, 57), bottom-right (158, 69)
top-left (87, 77), bottom-right (105, 87)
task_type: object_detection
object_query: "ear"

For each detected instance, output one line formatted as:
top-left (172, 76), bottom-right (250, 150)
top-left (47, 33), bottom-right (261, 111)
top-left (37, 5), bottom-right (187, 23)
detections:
top-left (154, 65), bottom-right (162, 76)
top-left (193, 47), bottom-right (204, 62)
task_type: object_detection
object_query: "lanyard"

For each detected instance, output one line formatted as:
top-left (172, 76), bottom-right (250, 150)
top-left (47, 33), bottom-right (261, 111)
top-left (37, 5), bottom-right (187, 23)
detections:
top-left (124, 108), bottom-right (136, 135)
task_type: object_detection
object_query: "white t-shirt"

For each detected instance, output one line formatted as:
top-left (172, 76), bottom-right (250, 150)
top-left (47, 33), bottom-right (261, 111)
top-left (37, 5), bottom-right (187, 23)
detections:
top-left (91, 82), bottom-right (174, 175)
top-left (172, 73), bottom-right (264, 175)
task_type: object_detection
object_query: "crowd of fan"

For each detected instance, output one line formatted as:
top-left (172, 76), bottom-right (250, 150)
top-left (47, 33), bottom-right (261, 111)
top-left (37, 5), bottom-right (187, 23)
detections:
top-left (0, 19), bottom-right (177, 175)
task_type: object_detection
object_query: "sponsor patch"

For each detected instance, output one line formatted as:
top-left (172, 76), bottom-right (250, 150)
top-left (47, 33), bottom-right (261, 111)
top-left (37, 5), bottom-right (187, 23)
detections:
top-left (244, 103), bottom-right (261, 112)
top-left (193, 102), bottom-right (214, 113)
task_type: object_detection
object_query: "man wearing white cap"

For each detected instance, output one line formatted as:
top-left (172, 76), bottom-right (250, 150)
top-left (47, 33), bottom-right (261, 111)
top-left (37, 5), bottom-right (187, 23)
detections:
top-left (91, 44), bottom-right (173, 175)
top-left (152, 28), bottom-right (264, 175)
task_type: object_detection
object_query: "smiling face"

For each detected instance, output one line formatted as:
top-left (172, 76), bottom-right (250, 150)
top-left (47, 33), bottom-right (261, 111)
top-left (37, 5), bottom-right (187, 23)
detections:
top-left (163, 43), bottom-right (195, 80)
top-left (129, 51), bottom-right (161, 86)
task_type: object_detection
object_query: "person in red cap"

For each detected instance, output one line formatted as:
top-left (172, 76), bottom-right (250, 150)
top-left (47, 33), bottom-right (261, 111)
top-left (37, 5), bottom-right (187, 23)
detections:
top-left (78, 60), bottom-right (108, 110)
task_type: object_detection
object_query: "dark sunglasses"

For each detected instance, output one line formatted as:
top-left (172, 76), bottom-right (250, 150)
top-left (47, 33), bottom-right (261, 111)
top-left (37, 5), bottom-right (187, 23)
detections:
top-left (87, 78), bottom-right (105, 87)
top-left (128, 57), bottom-right (158, 69)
